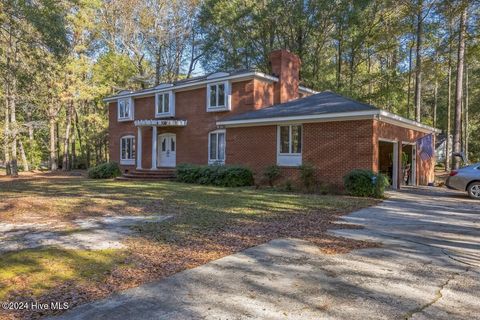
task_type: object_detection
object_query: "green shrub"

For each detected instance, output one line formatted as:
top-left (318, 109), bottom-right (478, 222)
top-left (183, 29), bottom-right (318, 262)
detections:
top-left (176, 164), bottom-right (202, 183)
top-left (263, 165), bottom-right (281, 187)
top-left (87, 162), bottom-right (121, 179)
top-left (343, 169), bottom-right (389, 198)
top-left (176, 164), bottom-right (254, 187)
top-left (284, 179), bottom-right (293, 192)
top-left (299, 163), bottom-right (316, 192)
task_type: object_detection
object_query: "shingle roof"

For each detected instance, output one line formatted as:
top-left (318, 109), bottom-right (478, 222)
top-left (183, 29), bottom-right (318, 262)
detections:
top-left (223, 91), bottom-right (378, 122)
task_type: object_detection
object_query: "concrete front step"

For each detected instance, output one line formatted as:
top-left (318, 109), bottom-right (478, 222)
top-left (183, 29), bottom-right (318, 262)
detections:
top-left (118, 168), bottom-right (177, 181)
top-left (116, 176), bottom-right (176, 181)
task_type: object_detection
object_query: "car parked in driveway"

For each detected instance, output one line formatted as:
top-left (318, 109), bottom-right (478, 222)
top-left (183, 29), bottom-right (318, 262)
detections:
top-left (446, 163), bottom-right (480, 199)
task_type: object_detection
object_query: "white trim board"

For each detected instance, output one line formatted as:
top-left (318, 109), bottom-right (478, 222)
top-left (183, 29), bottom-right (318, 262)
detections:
top-left (103, 72), bottom-right (278, 102)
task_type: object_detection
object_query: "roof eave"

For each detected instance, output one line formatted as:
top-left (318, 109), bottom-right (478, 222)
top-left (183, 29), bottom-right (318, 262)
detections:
top-left (217, 110), bottom-right (441, 134)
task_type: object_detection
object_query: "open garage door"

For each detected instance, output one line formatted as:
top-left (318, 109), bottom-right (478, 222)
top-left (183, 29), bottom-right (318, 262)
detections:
top-left (401, 143), bottom-right (417, 186)
top-left (378, 139), bottom-right (398, 189)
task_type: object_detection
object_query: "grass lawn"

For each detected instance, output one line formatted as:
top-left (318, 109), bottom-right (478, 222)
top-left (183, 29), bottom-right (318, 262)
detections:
top-left (0, 172), bottom-right (377, 319)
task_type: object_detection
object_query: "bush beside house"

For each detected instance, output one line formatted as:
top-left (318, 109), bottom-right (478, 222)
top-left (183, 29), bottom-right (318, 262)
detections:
top-left (343, 169), bottom-right (389, 198)
top-left (87, 162), bottom-right (121, 179)
top-left (176, 164), bottom-right (254, 187)
top-left (263, 165), bottom-right (281, 187)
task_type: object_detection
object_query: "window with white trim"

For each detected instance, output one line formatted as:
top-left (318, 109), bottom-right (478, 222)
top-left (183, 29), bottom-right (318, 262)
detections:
top-left (118, 98), bottom-right (133, 121)
top-left (209, 130), bottom-right (226, 164)
top-left (207, 82), bottom-right (230, 111)
top-left (277, 125), bottom-right (302, 166)
top-left (120, 135), bottom-right (135, 165)
top-left (155, 92), bottom-right (174, 117)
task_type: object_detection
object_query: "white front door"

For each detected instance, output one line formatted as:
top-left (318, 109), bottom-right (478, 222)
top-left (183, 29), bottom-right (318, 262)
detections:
top-left (158, 133), bottom-right (176, 167)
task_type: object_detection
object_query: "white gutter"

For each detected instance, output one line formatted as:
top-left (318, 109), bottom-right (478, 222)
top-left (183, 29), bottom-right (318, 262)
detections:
top-left (103, 72), bottom-right (278, 102)
top-left (217, 110), bottom-right (379, 127)
top-left (217, 109), bottom-right (440, 134)
top-left (377, 110), bottom-right (441, 133)
top-left (298, 86), bottom-right (318, 94)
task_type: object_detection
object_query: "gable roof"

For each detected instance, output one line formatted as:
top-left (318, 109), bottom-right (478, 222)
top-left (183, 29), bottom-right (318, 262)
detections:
top-left (217, 91), bottom-right (440, 134)
top-left (222, 91), bottom-right (378, 122)
top-left (103, 69), bottom-right (273, 102)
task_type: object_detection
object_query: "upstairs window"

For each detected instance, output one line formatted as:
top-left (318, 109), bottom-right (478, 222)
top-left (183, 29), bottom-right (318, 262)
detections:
top-left (207, 82), bottom-right (230, 111)
top-left (209, 130), bottom-right (226, 164)
top-left (120, 135), bottom-right (135, 165)
top-left (155, 92), bottom-right (174, 117)
top-left (277, 125), bottom-right (302, 166)
top-left (118, 98), bottom-right (133, 121)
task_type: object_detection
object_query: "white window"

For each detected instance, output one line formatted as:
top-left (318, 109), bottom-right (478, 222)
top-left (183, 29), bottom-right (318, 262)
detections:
top-left (155, 91), bottom-right (174, 117)
top-left (277, 125), bottom-right (302, 166)
top-left (120, 135), bottom-right (135, 165)
top-left (207, 82), bottom-right (230, 111)
top-left (209, 130), bottom-right (226, 164)
top-left (118, 98), bottom-right (134, 121)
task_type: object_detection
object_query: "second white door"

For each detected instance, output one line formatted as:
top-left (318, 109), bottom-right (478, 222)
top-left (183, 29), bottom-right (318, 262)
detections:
top-left (158, 133), bottom-right (176, 167)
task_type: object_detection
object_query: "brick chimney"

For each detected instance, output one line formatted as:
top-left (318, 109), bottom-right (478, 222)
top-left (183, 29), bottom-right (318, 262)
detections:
top-left (269, 49), bottom-right (300, 104)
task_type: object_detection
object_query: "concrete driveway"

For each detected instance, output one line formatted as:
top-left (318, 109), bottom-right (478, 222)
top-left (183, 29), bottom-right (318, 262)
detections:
top-left (52, 187), bottom-right (480, 320)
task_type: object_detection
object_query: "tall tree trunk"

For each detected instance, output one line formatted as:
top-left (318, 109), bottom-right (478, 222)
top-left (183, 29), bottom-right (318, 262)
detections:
top-left (104, 141), bottom-right (109, 162)
top-left (367, 50), bottom-right (372, 102)
top-left (62, 101), bottom-right (73, 171)
top-left (349, 47), bottom-right (355, 94)
top-left (9, 77), bottom-right (18, 177)
top-left (453, 5), bottom-right (467, 170)
top-left (71, 120), bottom-right (76, 170)
top-left (75, 107), bottom-right (83, 157)
top-left (464, 63), bottom-right (469, 162)
top-left (49, 116), bottom-right (58, 170)
top-left (18, 139), bottom-right (29, 171)
top-left (445, 23), bottom-right (453, 171)
top-left (26, 109), bottom-right (34, 167)
top-left (433, 79), bottom-right (438, 130)
top-left (3, 89), bottom-right (11, 175)
top-left (337, 30), bottom-right (342, 90)
top-left (5, 25), bottom-right (18, 177)
top-left (56, 122), bottom-right (60, 168)
top-left (432, 78), bottom-right (438, 150)
top-left (155, 46), bottom-right (162, 85)
top-left (414, 0), bottom-right (423, 122)
top-left (407, 42), bottom-right (414, 119)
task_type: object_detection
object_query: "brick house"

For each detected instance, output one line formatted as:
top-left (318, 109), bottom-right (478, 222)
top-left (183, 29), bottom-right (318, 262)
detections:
top-left (104, 50), bottom-right (439, 189)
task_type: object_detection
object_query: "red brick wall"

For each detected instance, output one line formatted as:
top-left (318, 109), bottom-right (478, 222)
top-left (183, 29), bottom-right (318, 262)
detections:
top-left (253, 78), bottom-right (275, 109)
top-left (373, 120), bottom-right (434, 186)
top-left (303, 121), bottom-right (374, 186)
top-left (225, 125), bottom-right (277, 182)
top-left (108, 101), bottom-right (136, 171)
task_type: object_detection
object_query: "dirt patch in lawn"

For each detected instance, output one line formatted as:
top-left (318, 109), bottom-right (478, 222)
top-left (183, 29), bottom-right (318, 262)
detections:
top-left (0, 174), bottom-right (378, 320)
